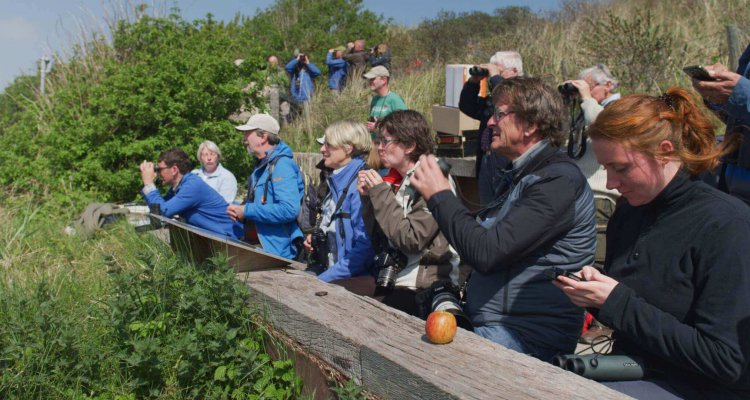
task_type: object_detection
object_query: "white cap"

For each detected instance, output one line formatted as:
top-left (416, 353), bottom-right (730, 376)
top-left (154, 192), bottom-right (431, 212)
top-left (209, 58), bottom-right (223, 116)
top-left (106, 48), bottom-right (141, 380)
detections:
top-left (235, 113), bottom-right (280, 135)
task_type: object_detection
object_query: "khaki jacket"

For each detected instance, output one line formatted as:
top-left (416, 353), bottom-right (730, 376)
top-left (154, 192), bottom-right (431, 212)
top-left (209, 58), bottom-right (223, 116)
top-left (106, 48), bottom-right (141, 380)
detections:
top-left (365, 166), bottom-right (460, 290)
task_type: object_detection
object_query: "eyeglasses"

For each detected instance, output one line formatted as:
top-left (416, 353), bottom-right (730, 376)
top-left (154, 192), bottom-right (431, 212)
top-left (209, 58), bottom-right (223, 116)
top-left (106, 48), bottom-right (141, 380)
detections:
top-left (493, 109), bottom-right (515, 121)
top-left (373, 136), bottom-right (398, 146)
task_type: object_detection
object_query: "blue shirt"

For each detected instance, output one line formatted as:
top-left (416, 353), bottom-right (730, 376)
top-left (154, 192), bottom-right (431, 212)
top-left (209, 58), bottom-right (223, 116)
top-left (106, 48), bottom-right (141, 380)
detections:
top-left (142, 172), bottom-right (242, 239)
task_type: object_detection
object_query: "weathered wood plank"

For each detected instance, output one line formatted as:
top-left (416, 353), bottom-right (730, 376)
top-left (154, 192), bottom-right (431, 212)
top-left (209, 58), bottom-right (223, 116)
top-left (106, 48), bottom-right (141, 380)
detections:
top-left (155, 212), bottom-right (630, 399)
top-left (153, 214), bottom-right (304, 272)
top-left (243, 268), bottom-right (632, 400)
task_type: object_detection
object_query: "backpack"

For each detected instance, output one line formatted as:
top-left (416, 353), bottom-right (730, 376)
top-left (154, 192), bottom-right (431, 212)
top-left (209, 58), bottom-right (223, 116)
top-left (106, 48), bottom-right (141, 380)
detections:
top-left (253, 155), bottom-right (318, 234)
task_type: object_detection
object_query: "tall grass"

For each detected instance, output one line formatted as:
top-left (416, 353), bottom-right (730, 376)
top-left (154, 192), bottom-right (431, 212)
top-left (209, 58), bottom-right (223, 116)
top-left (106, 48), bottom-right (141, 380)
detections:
top-left (284, 65), bottom-right (444, 152)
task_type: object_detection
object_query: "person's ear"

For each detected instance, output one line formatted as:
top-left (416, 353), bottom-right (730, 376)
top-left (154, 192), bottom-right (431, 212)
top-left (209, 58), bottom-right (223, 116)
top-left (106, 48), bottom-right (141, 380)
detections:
top-left (405, 143), bottom-right (417, 155)
top-left (344, 144), bottom-right (354, 157)
top-left (524, 122), bottom-right (538, 138)
top-left (657, 140), bottom-right (675, 165)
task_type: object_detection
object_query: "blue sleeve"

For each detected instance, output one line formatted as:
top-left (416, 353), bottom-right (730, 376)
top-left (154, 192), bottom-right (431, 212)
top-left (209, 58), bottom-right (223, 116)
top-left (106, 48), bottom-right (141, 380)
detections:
top-left (306, 62), bottom-right (321, 78)
top-left (724, 76), bottom-right (750, 125)
top-left (244, 159), bottom-right (301, 224)
top-left (285, 59), bottom-right (298, 75)
top-left (143, 183), bottom-right (199, 218)
top-left (318, 189), bottom-right (374, 282)
top-left (326, 53), bottom-right (346, 67)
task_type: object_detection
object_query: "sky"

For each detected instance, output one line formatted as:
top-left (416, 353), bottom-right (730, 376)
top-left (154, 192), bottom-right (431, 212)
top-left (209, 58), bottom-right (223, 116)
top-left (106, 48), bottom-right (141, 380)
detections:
top-left (0, 0), bottom-right (561, 91)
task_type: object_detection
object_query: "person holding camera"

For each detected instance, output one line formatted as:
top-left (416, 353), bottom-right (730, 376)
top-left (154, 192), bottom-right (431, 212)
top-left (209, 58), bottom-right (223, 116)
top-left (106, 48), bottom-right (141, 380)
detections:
top-left (357, 110), bottom-right (462, 319)
top-left (140, 148), bottom-right (242, 239)
top-left (301, 121), bottom-right (374, 282)
top-left (326, 46), bottom-right (348, 92)
top-left (552, 88), bottom-right (750, 399)
top-left (285, 52), bottom-right (321, 104)
top-left (369, 43), bottom-right (391, 70)
top-left (458, 51), bottom-right (522, 206)
top-left (343, 39), bottom-right (369, 82)
top-left (691, 43), bottom-right (750, 205)
top-left (411, 77), bottom-right (596, 361)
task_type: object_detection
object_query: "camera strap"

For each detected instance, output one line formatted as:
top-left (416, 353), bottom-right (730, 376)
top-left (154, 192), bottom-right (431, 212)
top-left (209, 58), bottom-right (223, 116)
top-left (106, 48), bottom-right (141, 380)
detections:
top-left (567, 104), bottom-right (587, 160)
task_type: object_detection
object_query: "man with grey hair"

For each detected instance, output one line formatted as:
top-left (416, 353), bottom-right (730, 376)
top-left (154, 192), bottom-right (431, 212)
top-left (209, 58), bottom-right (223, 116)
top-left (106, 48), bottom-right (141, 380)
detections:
top-left (565, 64), bottom-right (620, 127)
top-left (459, 50), bottom-right (523, 206)
top-left (192, 140), bottom-right (238, 203)
top-left (227, 113), bottom-right (304, 259)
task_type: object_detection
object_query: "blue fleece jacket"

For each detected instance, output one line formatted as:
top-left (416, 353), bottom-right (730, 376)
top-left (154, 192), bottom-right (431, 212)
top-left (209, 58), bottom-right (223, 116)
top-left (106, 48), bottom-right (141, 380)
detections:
top-left (143, 173), bottom-right (242, 239)
top-left (317, 158), bottom-right (374, 282)
top-left (286, 58), bottom-right (321, 103)
top-left (326, 52), bottom-right (347, 91)
top-left (244, 141), bottom-right (304, 259)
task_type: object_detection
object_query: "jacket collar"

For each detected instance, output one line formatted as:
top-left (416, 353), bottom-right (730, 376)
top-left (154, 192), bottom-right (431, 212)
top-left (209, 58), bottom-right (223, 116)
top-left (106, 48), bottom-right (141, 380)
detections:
top-left (328, 157), bottom-right (366, 194)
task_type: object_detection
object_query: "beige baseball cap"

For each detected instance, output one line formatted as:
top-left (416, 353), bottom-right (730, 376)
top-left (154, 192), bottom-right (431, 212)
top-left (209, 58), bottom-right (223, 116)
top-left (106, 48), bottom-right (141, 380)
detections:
top-left (363, 65), bottom-right (390, 79)
top-left (235, 113), bottom-right (280, 135)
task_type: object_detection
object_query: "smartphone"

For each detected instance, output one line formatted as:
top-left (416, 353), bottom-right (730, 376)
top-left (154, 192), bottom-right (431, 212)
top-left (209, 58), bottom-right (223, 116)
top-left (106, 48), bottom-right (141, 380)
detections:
top-left (544, 267), bottom-right (584, 282)
top-left (683, 65), bottom-right (713, 81)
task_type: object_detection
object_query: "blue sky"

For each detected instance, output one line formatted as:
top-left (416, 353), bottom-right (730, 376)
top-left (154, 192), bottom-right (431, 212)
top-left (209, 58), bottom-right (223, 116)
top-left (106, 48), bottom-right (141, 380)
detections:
top-left (0, 0), bottom-right (561, 91)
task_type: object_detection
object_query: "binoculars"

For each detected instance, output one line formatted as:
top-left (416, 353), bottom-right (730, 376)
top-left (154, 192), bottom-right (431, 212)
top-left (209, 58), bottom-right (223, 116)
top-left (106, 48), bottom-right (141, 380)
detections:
top-left (551, 354), bottom-right (646, 381)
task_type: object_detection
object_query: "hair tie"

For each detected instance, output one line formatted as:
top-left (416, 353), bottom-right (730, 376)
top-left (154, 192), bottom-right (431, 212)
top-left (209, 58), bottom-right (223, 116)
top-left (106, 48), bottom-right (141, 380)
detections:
top-left (659, 93), bottom-right (676, 111)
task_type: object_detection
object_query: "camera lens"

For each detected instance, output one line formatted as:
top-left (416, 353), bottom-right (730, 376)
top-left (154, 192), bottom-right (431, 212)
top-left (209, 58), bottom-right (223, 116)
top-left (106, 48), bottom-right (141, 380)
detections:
top-left (376, 265), bottom-right (398, 290)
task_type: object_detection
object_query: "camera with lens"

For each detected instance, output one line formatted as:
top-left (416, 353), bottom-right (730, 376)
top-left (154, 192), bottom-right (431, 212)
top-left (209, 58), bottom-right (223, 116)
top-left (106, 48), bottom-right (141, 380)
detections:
top-left (374, 244), bottom-right (408, 292)
top-left (469, 65), bottom-right (489, 78)
top-left (557, 82), bottom-right (578, 97)
top-left (308, 228), bottom-right (329, 269)
top-left (416, 280), bottom-right (473, 331)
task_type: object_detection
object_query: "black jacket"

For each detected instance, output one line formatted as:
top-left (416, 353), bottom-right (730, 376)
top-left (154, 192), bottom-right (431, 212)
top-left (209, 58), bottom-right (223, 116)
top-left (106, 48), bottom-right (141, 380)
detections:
top-left (428, 141), bottom-right (596, 355)
top-left (596, 172), bottom-right (750, 399)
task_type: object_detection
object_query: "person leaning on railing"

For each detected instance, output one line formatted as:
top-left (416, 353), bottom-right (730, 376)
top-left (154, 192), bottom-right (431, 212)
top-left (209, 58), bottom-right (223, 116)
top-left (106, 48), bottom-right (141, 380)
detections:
top-left (302, 121), bottom-right (374, 282)
top-left (552, 88), bottom-right (750, 399)
top-left (411, 77), bottom-right (596, 362)
top-left (355, 110), bottom-right (463, 319)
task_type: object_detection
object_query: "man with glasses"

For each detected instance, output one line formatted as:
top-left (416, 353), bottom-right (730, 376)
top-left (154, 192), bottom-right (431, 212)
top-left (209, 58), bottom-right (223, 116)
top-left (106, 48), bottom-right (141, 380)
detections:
top-left (227, 113), bottom-right (304, 259)
top-left (139, 148), bottom-right (242, 239)
top-left (411, 77), bottom-right (596, 361)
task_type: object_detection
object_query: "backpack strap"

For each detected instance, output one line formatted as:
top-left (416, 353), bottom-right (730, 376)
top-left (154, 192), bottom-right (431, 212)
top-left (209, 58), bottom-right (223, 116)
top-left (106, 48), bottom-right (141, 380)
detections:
top-left (262, 155), bottom-right (294, 205)
top-left (330, 165), bottom-right (368, 241)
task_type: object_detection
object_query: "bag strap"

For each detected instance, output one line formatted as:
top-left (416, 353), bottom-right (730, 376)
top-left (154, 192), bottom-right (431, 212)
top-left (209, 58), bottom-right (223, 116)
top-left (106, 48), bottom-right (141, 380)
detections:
top-left (262, 155), bottom-right (293, 205)
top-left (330, 165), bottom-right (368, 240)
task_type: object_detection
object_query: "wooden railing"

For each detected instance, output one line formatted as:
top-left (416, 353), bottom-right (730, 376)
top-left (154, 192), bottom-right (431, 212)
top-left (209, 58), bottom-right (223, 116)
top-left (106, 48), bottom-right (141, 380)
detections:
top-left (154, 215), bottom-right (632, 400)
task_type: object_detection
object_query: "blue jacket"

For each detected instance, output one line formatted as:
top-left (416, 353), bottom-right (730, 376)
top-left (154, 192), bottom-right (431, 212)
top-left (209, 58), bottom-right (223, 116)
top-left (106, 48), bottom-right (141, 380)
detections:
top-left (317, 158), bottom-right (374, 282)
top-left (286, 58), bottom-right (321, 103)
top-left (326, 52), bottom-right (347, 91)
top-left (143, 173), bottom-right (242, 239)
top-left (244, 141), bottom-right (304, 259)
top-left (720, 44), bottom-right (750, 204)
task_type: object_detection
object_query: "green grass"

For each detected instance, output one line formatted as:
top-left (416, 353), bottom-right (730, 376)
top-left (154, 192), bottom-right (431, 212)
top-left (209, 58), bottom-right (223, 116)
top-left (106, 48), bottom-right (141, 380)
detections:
top-left (0, 196), bottom-right (305, 399)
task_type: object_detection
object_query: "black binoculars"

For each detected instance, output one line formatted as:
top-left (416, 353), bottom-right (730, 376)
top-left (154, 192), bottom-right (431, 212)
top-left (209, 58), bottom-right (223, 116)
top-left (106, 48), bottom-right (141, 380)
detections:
top-left (551, 354), bottom-right (646, 381)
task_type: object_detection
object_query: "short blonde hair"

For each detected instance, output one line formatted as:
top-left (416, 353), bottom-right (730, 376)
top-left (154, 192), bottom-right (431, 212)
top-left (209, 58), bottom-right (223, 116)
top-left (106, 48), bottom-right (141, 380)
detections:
top-left (197, 140), bottom-right (222, 161)
top-left (324, 120), bottom-right (373, 156)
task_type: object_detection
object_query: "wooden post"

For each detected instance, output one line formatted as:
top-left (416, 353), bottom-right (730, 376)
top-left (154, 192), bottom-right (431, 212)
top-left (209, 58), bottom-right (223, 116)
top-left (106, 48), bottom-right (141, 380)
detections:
top-left (727, 25), bottom-right (740, 72)
top-left (561, 60), bottom-right (570, 81)
top-left (270, 84), bottom-right (280, 122)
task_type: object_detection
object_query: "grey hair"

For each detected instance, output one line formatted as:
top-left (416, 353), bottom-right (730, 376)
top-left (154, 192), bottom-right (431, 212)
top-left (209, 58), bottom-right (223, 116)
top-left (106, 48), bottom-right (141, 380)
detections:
top-left (578, 64), bottom-right (618, 91)
top-left (489, 51), bottom-right (524, 76)
top-left (197, 140), bottom-right (222, 161)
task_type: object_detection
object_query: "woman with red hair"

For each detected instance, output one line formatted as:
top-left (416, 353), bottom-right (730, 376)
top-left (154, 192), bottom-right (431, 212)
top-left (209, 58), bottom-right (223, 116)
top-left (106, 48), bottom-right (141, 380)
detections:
top-left (553, 88), bottom-right (750, 399)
